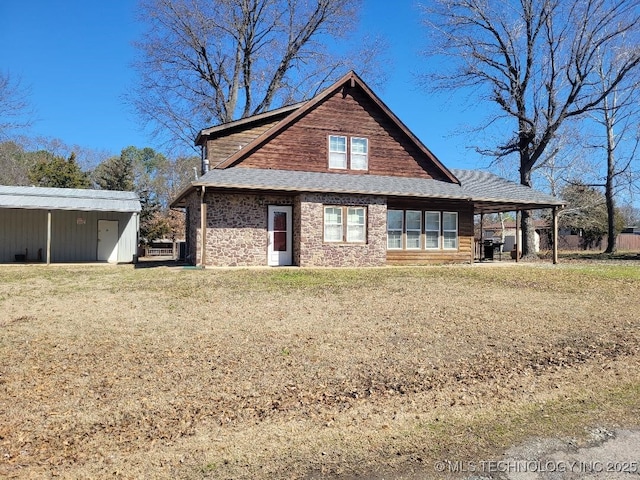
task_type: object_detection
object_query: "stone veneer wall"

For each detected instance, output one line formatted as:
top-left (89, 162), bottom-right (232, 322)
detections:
top-left (184, 192), bottom-right (200, 265)
top-left (198, 191), bottom-right (294, 266)
top-left (297, 193), bottom-right (387, 267)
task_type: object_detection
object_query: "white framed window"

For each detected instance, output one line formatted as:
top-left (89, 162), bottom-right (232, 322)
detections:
top-left (350, 137), bottom-right (368, 170)
top-left (346, 207), bottom-right (366, 242)
top-left (425, 211), bottom-right (440, 249)
top-left (387, 210), bottom-right (403, 249)
top-left (328, 135), bottom-right (347, 169)
top-left (442, 212), bottom-right (458, 249)
top-left (405, 210), bottom-right (422, 249)
top-left (324, 207), bottom-right (343, 242)
top-left (324, 206), bottom-right (367, 243)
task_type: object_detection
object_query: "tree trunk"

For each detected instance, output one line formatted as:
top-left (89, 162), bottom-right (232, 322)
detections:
top-left (519, 150), bottom-right (538, 259)
top-left (605, 189), bottom-right (616, 253)
top-left (604, 121), bottom-right (616, 253)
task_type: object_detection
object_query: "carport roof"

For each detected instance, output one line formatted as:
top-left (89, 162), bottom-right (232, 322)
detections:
top-left (0, 185), bottom-right (142, 212)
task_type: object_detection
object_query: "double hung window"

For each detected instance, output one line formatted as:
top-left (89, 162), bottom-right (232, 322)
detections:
top-left (443, 212), bottom-right (458, 249)
top-left (324, 206), bottom-right (367, 243)
top-left (328, 135), bottom-right (368, 170)
top-left (386, 210), bottom-right (458, 251)
top-left (425, 212), bottom-right (440, 249)
top-left (387, 210), bottom-right (403, 249)
top-left (405, 210), bottom-right (422, 249)
top-left (350, 137), bottom-right (368, 170)
top-left (328, 136), bottom-right (347, 169)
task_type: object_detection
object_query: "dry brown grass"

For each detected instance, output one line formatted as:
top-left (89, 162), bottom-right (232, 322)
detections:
top-left (1, 263), bottom-right (639, 479)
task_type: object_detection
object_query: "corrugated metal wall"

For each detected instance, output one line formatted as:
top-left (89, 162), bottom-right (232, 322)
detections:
top-left (0, 209), bottom-right (48, 262)
top-left (0, 208), bottom-right (138, 263)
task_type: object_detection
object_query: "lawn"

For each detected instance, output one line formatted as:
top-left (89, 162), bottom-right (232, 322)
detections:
top-left (1, 263), bottom-right (639, 479)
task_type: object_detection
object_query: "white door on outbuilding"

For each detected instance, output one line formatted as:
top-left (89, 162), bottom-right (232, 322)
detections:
top-left (98, 220), bottom-right (119, 263)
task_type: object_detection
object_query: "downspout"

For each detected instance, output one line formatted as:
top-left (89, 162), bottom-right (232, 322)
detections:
top-left (200, 185), bottom-right (207, 268)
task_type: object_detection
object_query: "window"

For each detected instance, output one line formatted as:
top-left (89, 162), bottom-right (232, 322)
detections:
top-left (324, 207), bottom-right (343, 242)
top-left (386, 209), bottom-right (459, 251)
top-left (324, 206), bottom-right (366, 243)
top-left (387, 210), bottom-right (403, 249)
top-left (347, 207), bottom-right (366, 242)
top-left (406, 210), bottom-right (422, 249)
top-left (425, 211), bottom-right (440, 249)
top-left (328, 136), bottom-right (347, 169)
top-left (328, 135), bottom-right (368, 170)
top-left (351, 137), bottom-right (368, 170)
top-left (443, 212), bottom-right (458, 249)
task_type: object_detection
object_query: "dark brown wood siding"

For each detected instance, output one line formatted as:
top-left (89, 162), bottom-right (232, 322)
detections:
top-left (205, 119), bottom-right (281, 167)
top-left (385, 199), bottom-right (474, 265)
top-left (236, 86), bottom-right (451, 180)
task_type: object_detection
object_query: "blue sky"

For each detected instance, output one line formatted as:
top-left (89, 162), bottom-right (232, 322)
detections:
top-left (0, 1), bottom-right (489, 171)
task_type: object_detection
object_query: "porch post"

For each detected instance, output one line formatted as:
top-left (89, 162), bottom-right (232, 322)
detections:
top-left (515, 210), bottom-right (520, 263)
top-left (552, 206), bottom-right (559, 265)
top-left (200, 186), bottom-right (207, 268)
top-left (46, 210), bottom-right (52, 265)
top-left (479, 213), bottom-right (484, 262)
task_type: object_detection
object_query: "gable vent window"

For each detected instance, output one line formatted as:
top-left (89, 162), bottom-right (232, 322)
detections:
top-left (328, 135), bottom-right (369, 171)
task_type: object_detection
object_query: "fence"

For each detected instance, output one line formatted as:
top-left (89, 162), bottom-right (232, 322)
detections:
top-left (145, 247), bottom-right (175, 257)
top-left (553, 233), bottom-right (640, 251)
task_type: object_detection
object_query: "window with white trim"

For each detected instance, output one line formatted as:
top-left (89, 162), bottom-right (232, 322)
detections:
top-left (442, 212), bottom-right (458, 249)
top-left (324, 206), bottom-right (367, 243)
top-left (387, 210), bottom-right (403, 249)
top-left (346, 207), bottom-right (366, 242)
top-left (328, 135), bottom-right (368, 170)
top-left (386, 209), bottom-right (459, 251)
top-left (324, 207), bottom-right (343, 242)
top-left (425, 211), bottom-right (440, 249)
top-left (350, 137), bottom-right (368, 170)
top-left (328, 135), bottom-right (347, 169)
top-left (405, 210), bottom-right (422, 249)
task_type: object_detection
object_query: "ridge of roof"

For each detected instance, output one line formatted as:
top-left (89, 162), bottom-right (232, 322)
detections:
top-left (209, 71), bottom-right (460, 184)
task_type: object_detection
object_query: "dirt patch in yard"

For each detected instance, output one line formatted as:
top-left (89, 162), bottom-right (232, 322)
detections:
top-left (0, 264), bottom-right (639, 478)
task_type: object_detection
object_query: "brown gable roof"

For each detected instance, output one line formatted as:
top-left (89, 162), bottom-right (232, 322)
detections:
top-left (210, 71), bottom-right (460, 184)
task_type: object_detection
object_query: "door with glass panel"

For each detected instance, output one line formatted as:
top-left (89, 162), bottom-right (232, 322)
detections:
top-left (267, 205), bottom-right (292, 266)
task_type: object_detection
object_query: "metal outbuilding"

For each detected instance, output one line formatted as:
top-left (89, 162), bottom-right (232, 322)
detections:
top-left (0, 185), bottom-right (141, 264)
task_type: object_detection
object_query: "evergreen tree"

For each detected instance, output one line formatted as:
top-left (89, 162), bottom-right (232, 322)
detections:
top-left (92, 152), bottom-right (135, 191)
top-left (27, 152), bottom-right (90, 188)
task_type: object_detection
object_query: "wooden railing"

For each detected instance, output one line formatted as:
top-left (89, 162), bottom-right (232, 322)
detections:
top-left (145, 247), bottom-right (174, 257)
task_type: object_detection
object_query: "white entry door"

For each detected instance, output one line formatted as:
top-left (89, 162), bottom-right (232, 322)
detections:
top-left (97, 220), bottom-right (119, 263)
top-left (267, 206), bottom-right (292, 266)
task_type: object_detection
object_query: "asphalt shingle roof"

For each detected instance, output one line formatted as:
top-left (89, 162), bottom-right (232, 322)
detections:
top-left (0, 185), bottom-right (142, 212)
top-left (181, 167), bottom-right (563, 213)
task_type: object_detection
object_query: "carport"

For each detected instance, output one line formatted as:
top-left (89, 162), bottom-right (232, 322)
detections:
top-left (0, 185), bottom-right (141, 264)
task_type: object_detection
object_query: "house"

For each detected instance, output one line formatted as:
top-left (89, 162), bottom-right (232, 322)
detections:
top-left (0, 186), bottom-right (141, 264)
top-left (171, 71), bottom-right (564, 267)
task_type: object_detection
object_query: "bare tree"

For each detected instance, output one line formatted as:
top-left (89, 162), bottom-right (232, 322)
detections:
top-left (421, 0), bottom-right (640, 257)
top-left (130, 0), bottom-right (383, 151)
top-left (0, 71), bottom-right (34, 140)
top-left (589, 51), bottom-right (640, 253)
